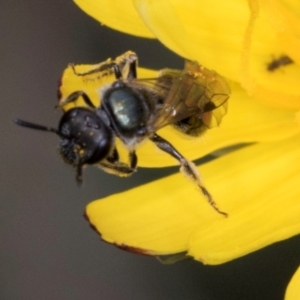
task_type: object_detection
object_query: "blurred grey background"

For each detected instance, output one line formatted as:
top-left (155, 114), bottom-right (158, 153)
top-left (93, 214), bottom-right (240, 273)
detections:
top-left (1, 1), bottom-right (300, 299)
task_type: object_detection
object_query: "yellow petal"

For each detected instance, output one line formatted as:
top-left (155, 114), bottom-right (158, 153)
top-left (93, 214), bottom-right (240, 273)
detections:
top-left (285, 266), bottom-right (300, 300)
top-left (74, 1), bottom-right (300, 99)
top-left (237, 0), bottom-right (300, 95)
top-left (132, 0), bottom-right (249, 79)
top-left (134, 1), bottom-right (300, 98)
top-left (73, 0), bottom-right (154, 38)
top-left (189, 136), bottom-right (300, 264)
top-left (259, 0), bottom-right (300, 65)
top-left (131, 0), bottom-right (245, 68)
top-left (252, 84), bottom-right (300, 110)
top-left (86, 136), bottom-right (300, 264)
top-left (86, 164), bottom-right (223, 254)
top-left (132, 0), bottom-right (191, 58)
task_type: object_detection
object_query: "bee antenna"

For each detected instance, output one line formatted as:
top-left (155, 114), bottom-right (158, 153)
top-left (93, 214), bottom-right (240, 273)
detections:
top-left (13, 118), bottom-right (66, 138)
top-left (75, 159), bottom-right (84, 186)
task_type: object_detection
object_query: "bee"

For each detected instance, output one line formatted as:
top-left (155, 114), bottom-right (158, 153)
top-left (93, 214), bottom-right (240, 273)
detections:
top-left (14, 51), bottom-right (230, 216)
top-left (267, 55), bottom-right (293, 72)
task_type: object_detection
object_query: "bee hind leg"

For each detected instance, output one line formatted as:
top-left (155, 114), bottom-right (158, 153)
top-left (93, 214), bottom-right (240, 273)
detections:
top-left (150, 133), bottom-right (227, 217)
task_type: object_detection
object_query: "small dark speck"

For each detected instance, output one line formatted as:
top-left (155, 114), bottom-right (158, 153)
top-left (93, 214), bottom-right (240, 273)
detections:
top-left (267, 55), bottom-right (294, 72)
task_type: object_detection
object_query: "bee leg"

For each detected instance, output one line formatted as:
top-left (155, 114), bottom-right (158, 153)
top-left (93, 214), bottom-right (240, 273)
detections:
top-left (70, 61), bottom-right (131, 81)
top-left (99, 149), bottom-right (138, 177)
top-left (70, 52), bottom-right (137, 79)
top-left (114, 51), bottom-right (138, 79)
top-left (58, 91), bottom-right (96, 108)
top-left (70, 61), bottom-right (117, 77)
top-left (70, 62), bottom-right (121, 79)
top-left (127, 59), bottom-right (137, 79)
top-left (150, 133), bottom-right (227, 217)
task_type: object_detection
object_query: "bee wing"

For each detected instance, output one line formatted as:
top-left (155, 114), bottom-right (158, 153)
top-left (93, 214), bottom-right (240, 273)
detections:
top-left (125, 61), bottom-right (230, 134)
top-left (135, 61), bottom-right (230, 131)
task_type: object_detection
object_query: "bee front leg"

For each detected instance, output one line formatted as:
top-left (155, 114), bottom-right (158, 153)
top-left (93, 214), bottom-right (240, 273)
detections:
top-left (70, 51), bottom-right (138, 80)
top-left (69, 61), bottom-right (117, 77)
top-left (150, 133), bottom-right (227, 217)
top-left (99, 149), bottom-right (137, 177)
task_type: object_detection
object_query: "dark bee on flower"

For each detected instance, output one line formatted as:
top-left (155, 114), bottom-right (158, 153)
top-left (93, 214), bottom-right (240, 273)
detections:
top-left (14, 51), bottom-right (230, 216)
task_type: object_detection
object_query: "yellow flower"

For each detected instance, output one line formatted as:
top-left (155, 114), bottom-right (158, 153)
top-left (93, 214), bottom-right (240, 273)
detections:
top-left (63, 0), bottom-right (300, 266)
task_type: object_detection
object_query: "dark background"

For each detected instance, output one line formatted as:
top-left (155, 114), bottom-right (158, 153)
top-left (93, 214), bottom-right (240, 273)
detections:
top-left (1, 1), bottom-right (300, 299)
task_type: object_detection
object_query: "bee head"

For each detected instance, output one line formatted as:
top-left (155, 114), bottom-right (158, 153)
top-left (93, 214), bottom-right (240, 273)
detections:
top-left (13, 107), bottom-right (114, 183)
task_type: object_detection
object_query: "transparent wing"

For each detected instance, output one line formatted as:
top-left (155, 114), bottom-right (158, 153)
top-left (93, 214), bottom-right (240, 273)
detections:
top-left (128, 61), bottom-right (230, 132)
